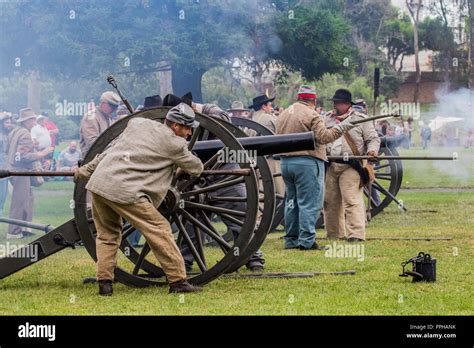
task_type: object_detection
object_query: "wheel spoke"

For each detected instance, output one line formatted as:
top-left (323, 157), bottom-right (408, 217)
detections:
top-left (374, 163), bottom-right (390, 170)
top-left (363, 187), bottom-right (380, 207)
top-left (191, 212), bottom-right (206, 269)
top-left (122, 224), bottom-right (136, 240)
top-left (375, 173), bottom-right (392, 180)
top-left (172, 214), bottom-right (207, 272)
top-left (179, 209), bottom-right (232, 251)
top-left (207, 195), bottom-right (248, 203)
top-left (373, 181), bottom-right (400, 204)
top-left (182, 177), bottom-right (245, 197)
top-left (214, 212), bottom-right (244, 227)
top-left (185, 201), bottom-right (246, 217)
top-left (213, 174), bottom-right (240, 185)
top-left (188, 126), bottom-right (202, 150)
top-left (132, 242), bottom-right (151, 275)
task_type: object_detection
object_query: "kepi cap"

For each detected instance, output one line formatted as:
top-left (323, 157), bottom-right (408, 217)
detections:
top-left (100, 91), bottom-right (121, 106)
top-left (166, 103), bottom-right (199, 128)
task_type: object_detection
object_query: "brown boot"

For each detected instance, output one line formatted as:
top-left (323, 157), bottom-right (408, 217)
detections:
top-left (169, 280), bottom-right (203, 293)
top-left (98, 280), bottom-right (113, 296)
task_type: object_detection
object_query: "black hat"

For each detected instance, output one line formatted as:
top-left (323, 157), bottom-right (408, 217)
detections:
top-left (181, 92), bottom-right (193, 107)
top-left (248, 94), bottom-right (275, 110)
top-left (162, 93), bottom-right (193, 107)
top-left (331, 89), bottom-right (355, 105)
top-left (143, 95), bottom-right (163, 109)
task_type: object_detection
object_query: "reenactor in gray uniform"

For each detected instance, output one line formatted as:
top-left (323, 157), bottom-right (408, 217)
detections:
top-left (75, 103), bottom-right (204, 295)
top-left (324, 89), bottom-right (380, 242)
top-left (79, 91), bottom-right (121, 157)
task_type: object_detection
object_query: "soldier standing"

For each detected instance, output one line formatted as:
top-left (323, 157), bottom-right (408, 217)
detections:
top-left (0, 112), bottom-right (13, 216)
top-left (6, 108), bottom-right (53, 239)
top-left (228, 101), bottom-right (251, 119)
top-left (79, 91), bottom-right (121, 157)
top-left (324, 89), bottom-right (380, 242)
top-left (248, 94), bottom-right (277, 134)
top-left (248, 94), bottom-right (285, 201)
top-left (276, 86), bottom-right (355, 250)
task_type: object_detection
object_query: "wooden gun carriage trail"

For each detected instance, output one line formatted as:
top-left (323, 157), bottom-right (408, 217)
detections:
top-left (0, 107), bottom-right (455, 287)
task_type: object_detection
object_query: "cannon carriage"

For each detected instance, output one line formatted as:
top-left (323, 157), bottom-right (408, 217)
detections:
top-left (0, 107), bottom-right (315, 287)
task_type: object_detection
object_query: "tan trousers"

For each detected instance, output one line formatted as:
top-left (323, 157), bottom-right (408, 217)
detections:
top-left (91, 192), bottom-right (186, 283)
top-left (8, 176), bottom-right (34, 235)
top-left (323, 164), bottom-right (366, 240)
top-left (268, 157), bottom-right (285, 197)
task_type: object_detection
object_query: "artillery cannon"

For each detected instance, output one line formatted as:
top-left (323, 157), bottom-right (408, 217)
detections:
top-left (0, 107), bottom-right (315, 287)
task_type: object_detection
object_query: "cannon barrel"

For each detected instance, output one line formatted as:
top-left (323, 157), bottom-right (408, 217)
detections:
top-left (0, 217), bottom-right (55, 233)
top-left (0, 133), bottom-right (315, 179)
top-left (193, 131), bottom-right (315, 160)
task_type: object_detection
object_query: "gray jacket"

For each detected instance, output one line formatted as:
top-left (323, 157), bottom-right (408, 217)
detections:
top-left (325, 108), bottom-right (381, 156)
top-left (248, 110), bottom-right (278, 136)
top-left (79, 107), bottom-right (112, 157)
top-left (85, 118), bottom-right (203, 207)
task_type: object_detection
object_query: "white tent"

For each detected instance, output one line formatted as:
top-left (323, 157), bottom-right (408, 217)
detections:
top-left (429, 116), bottom-right (464, 132)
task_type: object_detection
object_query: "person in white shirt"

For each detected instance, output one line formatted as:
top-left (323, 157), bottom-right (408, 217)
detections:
top-left (31, 115), bottom-right (53, 170)
top-left (31, 116), bottom-right (52, 150)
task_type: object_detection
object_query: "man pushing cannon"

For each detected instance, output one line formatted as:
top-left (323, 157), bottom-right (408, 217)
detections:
top-left (74, 103), bottom-right (204, 296)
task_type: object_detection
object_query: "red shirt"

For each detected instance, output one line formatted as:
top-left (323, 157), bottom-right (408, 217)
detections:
top-left (44, 120), bottom-right (58, 146)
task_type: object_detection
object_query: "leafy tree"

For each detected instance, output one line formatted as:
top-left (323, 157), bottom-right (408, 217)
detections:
top-left (271, 6), bottom-right (355, 80)
top-left (312, 73), bottom-right (385, 110)
top-left (382, 15), bottom-right (415, 71)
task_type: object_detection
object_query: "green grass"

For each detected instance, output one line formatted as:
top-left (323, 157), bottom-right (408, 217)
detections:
top-left (32, 180), bottom-right (75, 191)
top-left (0, 190), bottom-right (472, 315)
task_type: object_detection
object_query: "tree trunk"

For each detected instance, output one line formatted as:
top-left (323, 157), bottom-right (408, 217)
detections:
top-left (158, 62), bottom-right (173, 97)
top-left (407, 0), bottom-right (422, 103)
top-left (171, 66), bottom-right (205, 103)
top-left (399, 53), bottom-right (406, 72)
top-left (27, 70), bottom-right (41, 113)
top-left (469, 0), bottom-right (474, 89)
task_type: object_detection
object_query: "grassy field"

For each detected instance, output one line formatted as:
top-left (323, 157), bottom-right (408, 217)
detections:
top-left (0, 146), bottom-right (472, 315)
top-left (397, 147), bottom-right (474, 188)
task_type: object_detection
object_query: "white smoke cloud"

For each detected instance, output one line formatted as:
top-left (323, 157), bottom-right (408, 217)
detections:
top-left (433, 87), bottom-right (474, 127)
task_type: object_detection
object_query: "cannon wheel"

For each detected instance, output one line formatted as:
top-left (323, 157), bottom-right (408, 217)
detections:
top-left (211, 120), bottom-right (275, 273)
top-left (73, 108), bottom-right (259, 287)
top-left (315, 145), bottom-right (404, 228)
top-left (230, 117), bottom-right (285, 232)
top-left (365, 145), bottom-right (403, 217)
